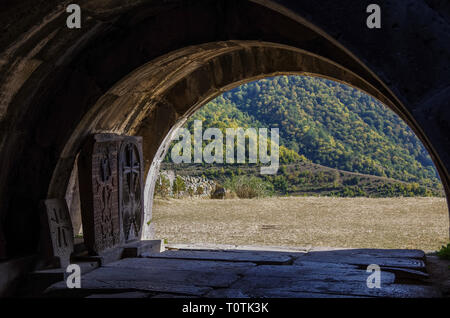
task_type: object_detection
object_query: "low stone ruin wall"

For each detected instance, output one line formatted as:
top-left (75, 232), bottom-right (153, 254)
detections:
top-left (157, 170), bottom-right (216, 198)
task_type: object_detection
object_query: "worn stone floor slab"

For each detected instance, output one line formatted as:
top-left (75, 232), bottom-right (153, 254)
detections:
top-left (302, 248), bottom-right (425, 259)
top-left (45, 257), bottom-right (256, 297)
top-left (142, 250), bottom-right (293, 264)
top-left (46, 278), bottom-right (213, 297)
top-left (240, 264), bottom-right (396, 284)
top-left (104, 257), bottom-right (257, 271)
top-left (167, 243), bottom-right (309, 253)
top-left (43, 247), bottom-right (441, 298)
top-left (207, 284), bottom-right (440, 298)
top-left (381, 266), bottom-right (430, 280)
top-left (205, 288), bottom-right (367, 298)
top-left (63, 267), bottom-right (240, 288)
top-left (294, 252), bottom-right (425, 270)
top-left (86, 291), bottom-right (151, 298)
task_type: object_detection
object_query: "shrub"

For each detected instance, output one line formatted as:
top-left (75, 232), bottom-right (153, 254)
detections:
top-left (272, 175), bottom-right (289, 194)
top-left (172, 176), bottom-right (186, 197)
top-left (224, 175), bottom-right (271, 199)
top-left (340, 186), bottom-right (367, 197)
top-left (210, 186), bottom-right (226, 199)
top-left (343, 176), bottom-right (359, 186)
top-left (155, 174), bottom-right (171, 198)
top-left (196, 186), bottom-right (204, 195)
top-left (437, 243), bottom-right (450, 260)
top-left (224, 190), bottom-right (237, 199)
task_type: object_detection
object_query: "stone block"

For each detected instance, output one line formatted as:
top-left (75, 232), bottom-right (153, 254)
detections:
top-left (39, 199), bottom-right (74, 268)
top-left (122, 240), bottom-right (164, 258)
top-left (78, 134), bottom-right (145, 257)
top-left (118, 136), bottom-right (144, 243)
top-left (77, 134), bottom-right (122, 255)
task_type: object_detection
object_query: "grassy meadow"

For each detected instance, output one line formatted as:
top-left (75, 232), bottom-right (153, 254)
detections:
top-left (152, 196), bottom-right (449, 252)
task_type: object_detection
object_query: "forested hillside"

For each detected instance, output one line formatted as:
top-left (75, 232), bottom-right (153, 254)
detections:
top-left (175, 75), bottom-right (440, 189)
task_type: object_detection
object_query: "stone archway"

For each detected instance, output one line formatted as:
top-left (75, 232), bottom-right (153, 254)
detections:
top-left (48, 41), bottom-right (449, 241)
top-left (0, 0), bottom-right (449, 264)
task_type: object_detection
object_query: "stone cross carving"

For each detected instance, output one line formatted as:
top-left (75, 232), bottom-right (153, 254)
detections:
top-left (118, 137), bottom-right (144, 243)
top-left (40, 199), bottom-right (74, 268)
top-left (78, 134), bottom-right (121, 255)
top-left (78, 134), bottom-right (144, 256)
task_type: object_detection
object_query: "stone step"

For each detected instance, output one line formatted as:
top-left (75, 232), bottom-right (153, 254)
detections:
top-left (72, 240), bottom-right (164, 265)
top-left (142, 249), bottom-right (293, 265)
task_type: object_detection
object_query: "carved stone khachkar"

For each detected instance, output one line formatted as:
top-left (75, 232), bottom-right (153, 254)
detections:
top-left (78, 134), bottom-right (121, 255)
top-left (78, 134), bottom-right (144, 256)
top-left (118, 136), bottom-right (144, 243)
top-left (40, 199), bottom-right (74, 268)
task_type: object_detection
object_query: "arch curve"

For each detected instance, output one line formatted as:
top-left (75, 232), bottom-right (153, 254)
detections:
top-left (48, 40), bottom-right (449, 240)
top-left (0, 0), bottom-right (449, 258)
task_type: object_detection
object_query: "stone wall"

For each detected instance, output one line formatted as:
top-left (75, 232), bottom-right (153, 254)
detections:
top-left (158, 170), bottom-right (216, 198)
top-left (0, 0), bottom-right (448, 291)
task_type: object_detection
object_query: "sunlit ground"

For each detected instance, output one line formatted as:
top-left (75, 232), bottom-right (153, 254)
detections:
top-left (152, 196), bottom-right (449, 252)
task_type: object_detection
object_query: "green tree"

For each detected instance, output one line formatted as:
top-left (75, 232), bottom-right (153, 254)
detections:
top-left (172, 176), bottom-right (186, 198)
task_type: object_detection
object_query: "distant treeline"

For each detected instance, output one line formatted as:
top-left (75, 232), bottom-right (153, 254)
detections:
top-left (162, 75), bottom-right (443, 196)
top-left (161, 162), bottom-right (444, 198)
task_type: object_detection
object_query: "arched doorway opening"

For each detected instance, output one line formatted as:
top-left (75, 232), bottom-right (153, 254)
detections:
top-left (1, 1), bottom-right (449, 261)
top-left (51, 41), bottom-right (449, 246)
top-left (0, 0), bottom-right (448, 297)
top-left (148, 74), bottom-right (448, 250)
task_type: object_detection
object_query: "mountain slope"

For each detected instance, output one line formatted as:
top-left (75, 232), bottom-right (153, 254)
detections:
top-left (160, 161), bottom-right (444, 197)
top-left (179, 75), bottom-right (441, 189)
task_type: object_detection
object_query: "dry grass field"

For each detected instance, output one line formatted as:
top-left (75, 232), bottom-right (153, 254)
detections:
top-left (152, 196), bottom-right (449, 252)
